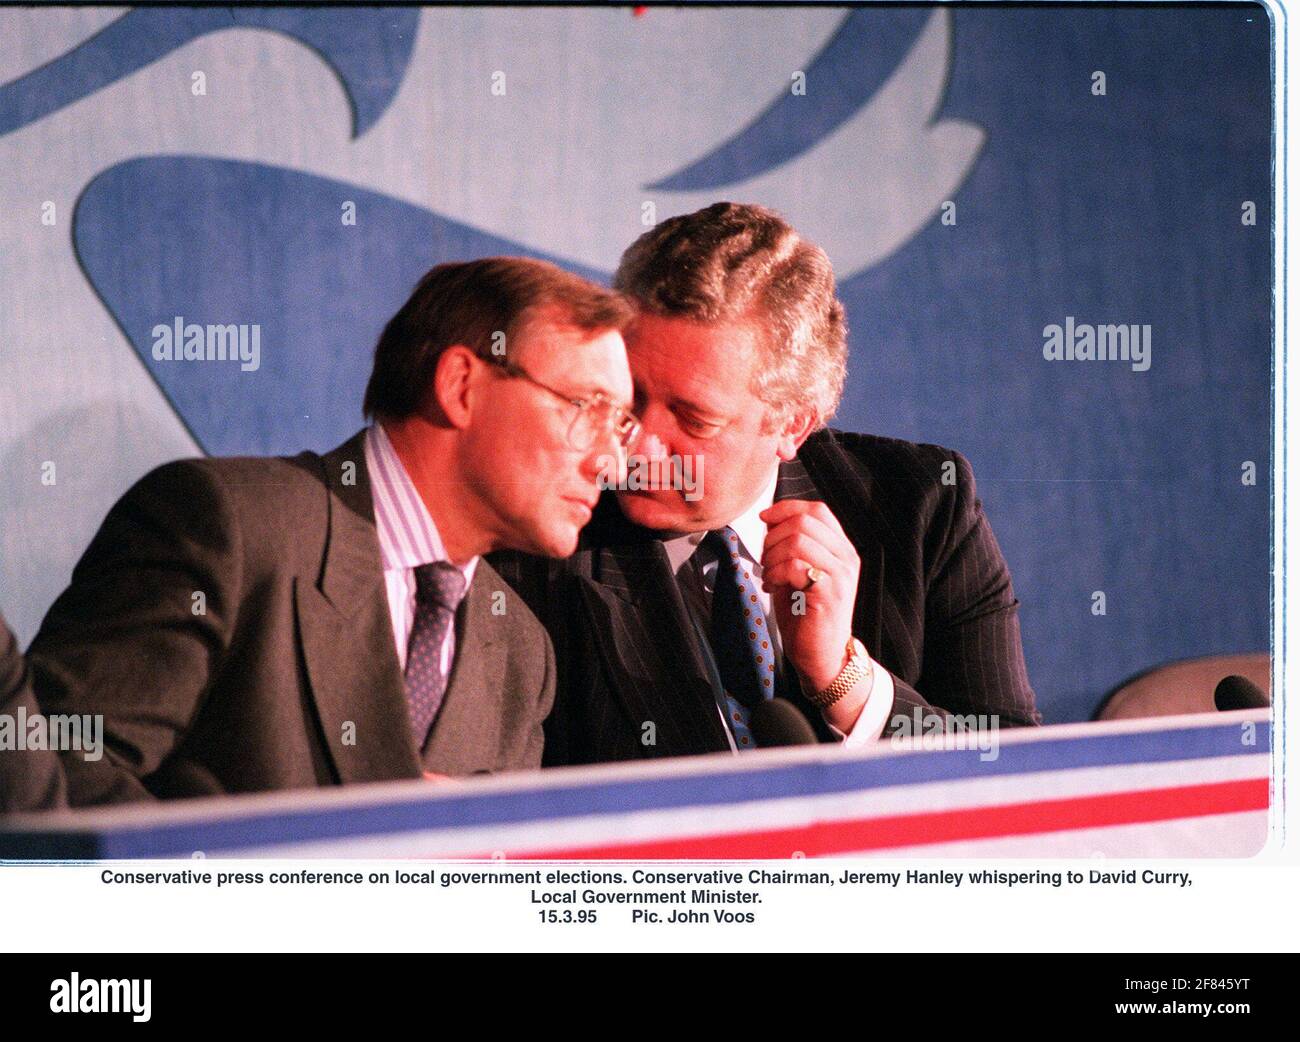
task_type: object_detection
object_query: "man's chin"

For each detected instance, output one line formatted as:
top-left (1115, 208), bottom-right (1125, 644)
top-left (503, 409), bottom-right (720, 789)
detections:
top-left (537, 526), bottom-right (581, 559)
top-left (615, 489), bottom-right (699, 532)
top-left (498, 521), bottom-right (580, 560)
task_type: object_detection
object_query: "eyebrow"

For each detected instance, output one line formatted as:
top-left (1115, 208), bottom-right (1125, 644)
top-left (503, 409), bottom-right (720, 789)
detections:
top-left (560, 381), bottom-right (632, 408)
top-left (629, 370), bottom-right (725, 416)
top-left (668, 394), bottom-right (728, 419)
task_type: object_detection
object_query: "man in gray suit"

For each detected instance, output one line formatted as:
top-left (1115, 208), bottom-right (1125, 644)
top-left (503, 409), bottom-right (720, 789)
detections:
top-left (21, 257), bottom-right (636, 805)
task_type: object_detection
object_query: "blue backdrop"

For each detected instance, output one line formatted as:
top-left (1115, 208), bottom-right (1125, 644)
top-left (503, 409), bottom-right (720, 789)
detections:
top-left (0, 5), bottom-right (1272, 721)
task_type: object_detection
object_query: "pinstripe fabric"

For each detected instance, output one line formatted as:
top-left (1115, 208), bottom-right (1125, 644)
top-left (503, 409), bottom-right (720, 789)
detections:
top-left (791, 431), bottom-right (1039, 731)
top-left (491, 428), bottom-right (1041, 767)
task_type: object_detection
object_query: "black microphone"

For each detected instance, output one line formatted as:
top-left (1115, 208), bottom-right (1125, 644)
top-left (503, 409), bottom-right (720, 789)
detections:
top-left (1213, 675), bottom-right (1269, 711)
top-left (749, 698), bottom-right (819, 747)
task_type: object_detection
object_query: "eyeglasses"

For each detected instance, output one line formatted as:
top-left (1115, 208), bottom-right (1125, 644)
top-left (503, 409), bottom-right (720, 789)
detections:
top-left (488, 357), bottom-right (642, 455)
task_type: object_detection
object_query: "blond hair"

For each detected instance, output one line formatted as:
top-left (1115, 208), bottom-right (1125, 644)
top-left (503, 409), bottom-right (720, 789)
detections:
top-left (614, 202), bottom-right (847, 427)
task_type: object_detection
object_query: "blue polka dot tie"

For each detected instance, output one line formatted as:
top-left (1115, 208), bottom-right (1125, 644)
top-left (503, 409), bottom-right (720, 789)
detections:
top-left (405, 561), bottom-right (467, 750)
top-left (705, 527), bottom-right (776, 751)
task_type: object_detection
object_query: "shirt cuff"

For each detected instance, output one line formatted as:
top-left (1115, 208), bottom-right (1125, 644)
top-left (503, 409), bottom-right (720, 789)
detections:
top-left (824, 656), bottom-right (895, 748)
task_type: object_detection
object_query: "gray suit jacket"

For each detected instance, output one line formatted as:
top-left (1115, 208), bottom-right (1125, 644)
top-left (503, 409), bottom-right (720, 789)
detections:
top-left (0, 611), bottom-right (67, 812)
top-left (26, 431), bottom-right (554, 805)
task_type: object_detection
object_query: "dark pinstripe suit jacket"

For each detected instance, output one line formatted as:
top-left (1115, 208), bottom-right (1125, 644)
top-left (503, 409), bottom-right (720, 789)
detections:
top-left (492, 427), bottom-right (1039, 767)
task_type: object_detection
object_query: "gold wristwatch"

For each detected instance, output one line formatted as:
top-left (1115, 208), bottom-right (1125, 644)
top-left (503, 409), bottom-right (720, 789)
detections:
top-left (807, 637), bottom-right (871, 709)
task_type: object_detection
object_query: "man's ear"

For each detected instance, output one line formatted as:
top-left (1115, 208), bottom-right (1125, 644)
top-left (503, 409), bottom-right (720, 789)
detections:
top-left (775, 408), bottom-right (819, 461)
top-left (431, 345), bottom-right (479, 429)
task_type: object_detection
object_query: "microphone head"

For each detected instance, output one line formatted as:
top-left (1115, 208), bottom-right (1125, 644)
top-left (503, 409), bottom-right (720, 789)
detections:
top-left (749, 698), bottom-right (819, 748)
top-left (1214, 674), bottom-right (1269, 711)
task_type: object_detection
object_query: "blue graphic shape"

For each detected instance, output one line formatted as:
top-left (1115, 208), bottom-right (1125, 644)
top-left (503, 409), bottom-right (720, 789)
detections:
top-left (646, 8), bottom-right (932, 191)
top-left (0, 6), bottom-right (418, 139)
top-left (74, 157), bottom-right (607, 458)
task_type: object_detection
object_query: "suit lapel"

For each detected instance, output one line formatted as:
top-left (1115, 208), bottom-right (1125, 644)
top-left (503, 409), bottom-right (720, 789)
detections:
top-left (421, 565), bottom-right (504, 771)
top-left (778, 448), bottom-right (886, 658)
top-left (295, 431), bottom-right (422, 785)
top-left (577, 511), bottom-right (728, 757)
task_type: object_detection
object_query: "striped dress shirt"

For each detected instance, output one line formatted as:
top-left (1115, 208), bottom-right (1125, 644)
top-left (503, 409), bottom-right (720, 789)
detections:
top-left (364, 423), bottom-right (478, 673)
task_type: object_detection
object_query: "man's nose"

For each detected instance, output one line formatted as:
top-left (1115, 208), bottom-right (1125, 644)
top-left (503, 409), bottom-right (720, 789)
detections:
top-left (636, 430), bottom-right (669, 463)
top-left (630, 403), bottom-right (673, 461)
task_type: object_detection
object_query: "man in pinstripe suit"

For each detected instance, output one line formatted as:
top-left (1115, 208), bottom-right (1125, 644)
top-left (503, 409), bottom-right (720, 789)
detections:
top-left (494, 203), bottom-right (1040, 766)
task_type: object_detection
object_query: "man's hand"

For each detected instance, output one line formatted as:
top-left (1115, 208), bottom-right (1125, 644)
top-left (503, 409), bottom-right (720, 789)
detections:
top-left (760, 500), bottom-right (867, 729)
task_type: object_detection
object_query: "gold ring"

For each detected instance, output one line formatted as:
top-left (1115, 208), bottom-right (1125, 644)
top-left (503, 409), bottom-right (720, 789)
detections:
top-left (805, 566), bottom-right (826, 588)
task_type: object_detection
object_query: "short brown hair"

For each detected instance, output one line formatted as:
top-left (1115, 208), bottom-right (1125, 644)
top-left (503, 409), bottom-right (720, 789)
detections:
top-left (363, 257), bottom-right (632, 420)
top-left (614, 202), bottom-right (847, 427)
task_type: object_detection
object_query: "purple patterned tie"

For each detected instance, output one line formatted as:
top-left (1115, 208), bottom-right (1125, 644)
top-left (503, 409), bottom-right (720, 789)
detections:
top-left (405, 561), bottom-right (467, 749)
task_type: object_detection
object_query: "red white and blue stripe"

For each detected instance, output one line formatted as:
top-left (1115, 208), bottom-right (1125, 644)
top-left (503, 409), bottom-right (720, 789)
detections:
top-left (0, 710), bottom-right (1270, 861)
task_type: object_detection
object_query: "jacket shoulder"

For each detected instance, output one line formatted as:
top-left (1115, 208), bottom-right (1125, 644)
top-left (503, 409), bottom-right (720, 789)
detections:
top-left (106, 447), bottom-right (344, 587)
top-left (804, 427), bottom-right (971, 486)
top-left (801, 427), bottom-right (980, 514)
top-left (801, 429), bottom-right (988, 577)
top-left (129, 441), bottom-right (355, 534)
top-left (135, 449), bottom-right (331, 505)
